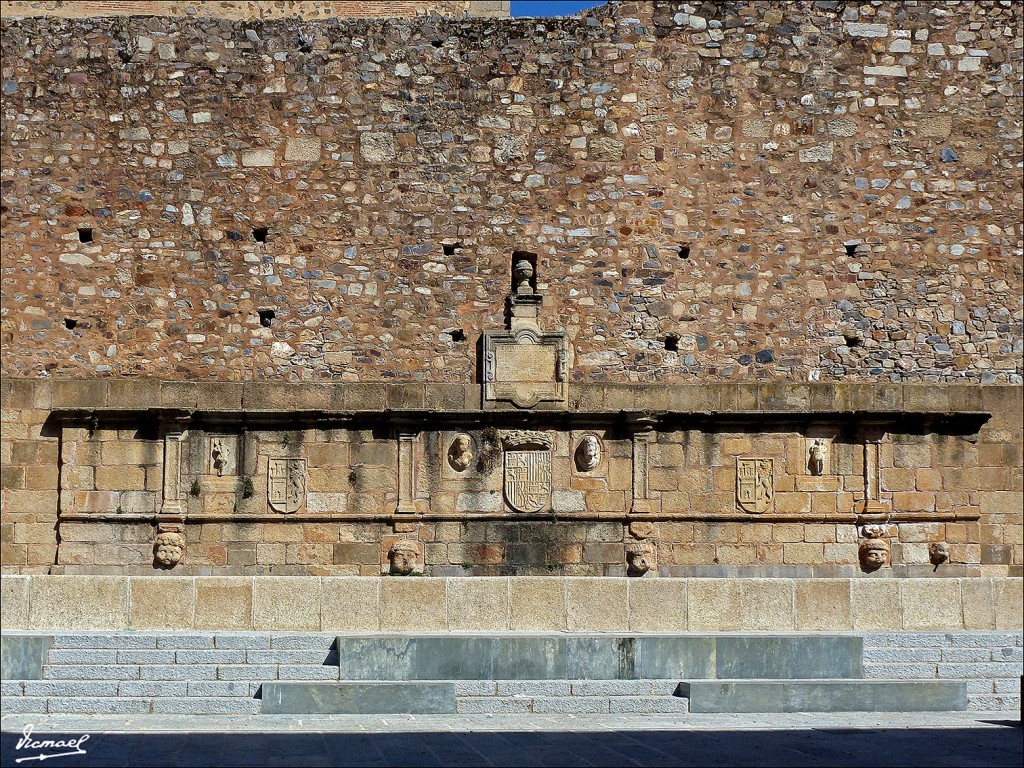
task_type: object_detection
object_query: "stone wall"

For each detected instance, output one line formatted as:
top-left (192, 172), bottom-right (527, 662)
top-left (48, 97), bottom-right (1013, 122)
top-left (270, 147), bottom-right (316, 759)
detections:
top-left (0, 1), bottom-right (507, 20)
top-left (1, 379), bottom-right (1021, 577)
top-left (3, 575), bottom-right (1022, 632)
top-left (0, 1), bottom-right (1020, 383)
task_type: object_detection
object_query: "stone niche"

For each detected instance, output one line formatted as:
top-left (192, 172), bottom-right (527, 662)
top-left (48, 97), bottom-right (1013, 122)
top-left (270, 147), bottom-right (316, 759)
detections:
top-left (47, 402), bottom-right (991, 577)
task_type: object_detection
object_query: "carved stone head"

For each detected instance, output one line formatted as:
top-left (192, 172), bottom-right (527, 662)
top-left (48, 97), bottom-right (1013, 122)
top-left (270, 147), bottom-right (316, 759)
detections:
top-left (389, 540), bottom-right (421, 576)
top-left (859, 537), bottom-right (889, 571)
top-left (154, 531), bottom-right (185, 569)
top-left (575, 435), bottom-right (601, 472)
top-left (929, 541), bottom-right (950, 566)
top-left (625, 540), bottom-right (656, 576)
top-left (447, 434), bottom-right (474, 472)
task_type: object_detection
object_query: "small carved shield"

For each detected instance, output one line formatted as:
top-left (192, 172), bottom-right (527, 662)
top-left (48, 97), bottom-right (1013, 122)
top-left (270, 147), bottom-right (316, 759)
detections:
top-left (502, 431), bottom-right (552, 513)
top-left (737, 457), bottom-right (773, 514)
top-left (268, 457), bottom-right (306, 514)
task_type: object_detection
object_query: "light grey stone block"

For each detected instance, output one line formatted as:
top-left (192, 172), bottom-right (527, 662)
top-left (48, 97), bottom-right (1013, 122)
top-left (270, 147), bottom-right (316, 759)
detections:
top-left (966, 679), bottom-right (995, 694)
top-left (53, 634), bottom-right (157, 650)
top-left (186, 681), bottom-right (253, 697)
top-left (531, 696), bottom-right (609, 714)
top-left (637, 636), bottom-right (716, 679)
top-left (117, 650), bottom-right (176, 664)
top-left (491, 636), bottom-right (567, 680)
top-left (453, 681), bottom-right (497, 696)
top-left (940, 648), bottom-right (992, 663)
top-left (48, 697), bottom-right (151, 714)
top-left (277, 665), bottom-right (339, 681)
top-left (862, 663), bottom-right (938, 679)
top-left (23, 681), bottom-right (120, 697)
top-left (566, 637), bottom-right (636, 679)
top-left (43, 664), bottom-right (139, 680)
top-left (455, 697), bottom-right (532, 714)
top-left (214, 634), bottom-right (272, 650)
top-left (936, 662), bottom-right (1023, 679)
top-left (496, 680), bottom-right (571, 696)
top-left (1, 681), bottom-right (24, 696)
top-left (245, 650), bottom-right (330, 665)
top-left (119, 681), bottom-right (188, 697)
top-left (608, 696), bottom-right (690, 714)
top-left (151, 697), bottom-right (261, 714)
top-left (262, 682), bottom-right (455, 714)
top-left (46, 649), bottom-right (117, 664)
top-left (269, 635), bottom-right (337, 650)
top-left (2, 697), bottom-right (47, 713)
top-left (1, 635), bottom-right (52, 680)
top-left (157, 634), bottom-right (215, 650)
top-left (681, 679), bottom-right (967, 713)
top-left (863, 648), bottom-right (942, 663)
top-left (217, 664), bottom-right (277, 681)
top-left (570, 680), bottom-right (653, 696)
top-left (949, 633), bottom-right (1019, 648)
top-left (175, 649), bottom-right (246, 664)
top-left (137, 664), bottom-right (216, 681)
top-left (968, 694), bottom-right (1020, 711)
top-left (715, 636), bottom-right (862, 679)
top-left (994, 678), bottom-right (1022, 693)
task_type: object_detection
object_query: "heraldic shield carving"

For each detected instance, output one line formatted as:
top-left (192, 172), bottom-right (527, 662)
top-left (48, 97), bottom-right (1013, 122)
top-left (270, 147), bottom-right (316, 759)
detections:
top-left (268, 457), bottom-right (306, 514)
top-left (736, 457), bottom-right (774, 514)
top-left (502, 430), bottom-right (553, 513)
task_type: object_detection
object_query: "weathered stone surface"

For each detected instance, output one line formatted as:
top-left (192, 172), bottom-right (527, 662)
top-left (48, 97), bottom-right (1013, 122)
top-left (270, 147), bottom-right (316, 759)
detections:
top-left (30, 576), bottom-right (128, 630)
top-left (129, 578), bottom-right (195, 630)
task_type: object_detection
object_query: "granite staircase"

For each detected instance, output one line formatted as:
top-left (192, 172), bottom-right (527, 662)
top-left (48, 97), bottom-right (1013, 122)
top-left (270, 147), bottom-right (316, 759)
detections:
top-left (1, 633), bottom-right (967, 715)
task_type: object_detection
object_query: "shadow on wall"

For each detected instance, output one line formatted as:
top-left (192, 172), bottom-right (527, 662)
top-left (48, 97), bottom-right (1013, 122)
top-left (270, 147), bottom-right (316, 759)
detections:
top-left (1, 727), bottom-right (1023, 767)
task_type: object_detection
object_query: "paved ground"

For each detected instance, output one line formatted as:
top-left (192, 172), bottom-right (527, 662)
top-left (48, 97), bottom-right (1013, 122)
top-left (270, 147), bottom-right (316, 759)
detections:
top-left (2, 713), bottom-right (1021, 767)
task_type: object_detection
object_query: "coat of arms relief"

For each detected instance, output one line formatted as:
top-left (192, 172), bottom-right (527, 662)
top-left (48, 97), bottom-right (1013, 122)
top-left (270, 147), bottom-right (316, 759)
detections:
top-left (502, 430), bottom-right (553, 513)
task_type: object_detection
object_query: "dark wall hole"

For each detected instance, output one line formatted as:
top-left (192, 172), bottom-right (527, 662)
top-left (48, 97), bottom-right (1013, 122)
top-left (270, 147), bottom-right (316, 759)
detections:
top-left (77, 227), bottom-right (93, 243)
top-left (845, 243), bottom-right (859, 256)
top-left (665, 334), bottom-right (680, 352)
top-left (678, 244), bottom-right (690, 259)
top-left (258, 310), bottom-right (275, 328)
top-left (253, 227), bottom-right (269, 243)
top-left (64, 318), bottom-right (78, 330)
top-left (450, 329), bottom-right (466, 342)
top-left (442, 242), bottom-right (461, 256)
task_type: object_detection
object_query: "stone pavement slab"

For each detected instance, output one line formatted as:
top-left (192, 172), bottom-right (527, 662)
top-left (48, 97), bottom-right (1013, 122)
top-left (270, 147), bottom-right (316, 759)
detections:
top-left (1, 713), bottom-right (1021, 767)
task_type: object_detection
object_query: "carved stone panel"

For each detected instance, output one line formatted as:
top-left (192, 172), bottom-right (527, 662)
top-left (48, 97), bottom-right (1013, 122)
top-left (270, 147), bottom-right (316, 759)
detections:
top-left (208, 435), bottom-right (238, 477)
top-left (737, 457), bottom-right (774, 514)
top-left (482, 328), bottom-right (567, 409)
top-left (502, 430), bottom-right (552, 513)
top-left (268, 457), bottom-right (306, 514)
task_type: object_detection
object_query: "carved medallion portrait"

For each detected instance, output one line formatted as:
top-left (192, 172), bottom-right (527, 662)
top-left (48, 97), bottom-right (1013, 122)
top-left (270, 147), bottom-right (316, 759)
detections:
top-left (268, 457), bottom-right (306, 514)
top-left (736, 457), bottom-right (774, 514)
top-left (447, 434), bottom-right (474, 473)
top-left (502, 430), bottom-right (552, 513)
top-left (575, 434), bottom-right (602, 472)
top-left (153, 530), bottom-right (185, 569)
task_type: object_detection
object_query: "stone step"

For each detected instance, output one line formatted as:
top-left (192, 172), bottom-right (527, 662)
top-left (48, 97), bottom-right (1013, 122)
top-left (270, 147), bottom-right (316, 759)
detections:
top-left (333, 634), bottom-right (862, 681)
top-left (261, 681), bottom-right (455, 714)
top-left (678, 679), bottom-right (968, 713)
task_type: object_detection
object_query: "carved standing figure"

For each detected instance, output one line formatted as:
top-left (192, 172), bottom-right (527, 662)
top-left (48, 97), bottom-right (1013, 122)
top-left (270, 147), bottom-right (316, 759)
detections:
top-left (808, 440), bottom-right (827, 476)
top-left (575, 435), bottom-right (601, 472)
